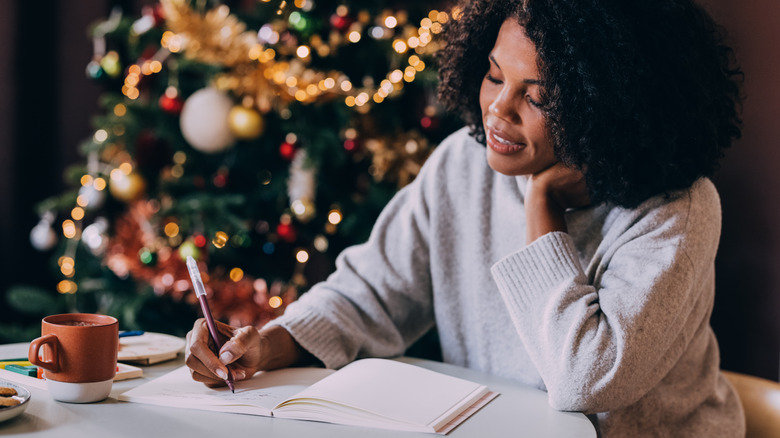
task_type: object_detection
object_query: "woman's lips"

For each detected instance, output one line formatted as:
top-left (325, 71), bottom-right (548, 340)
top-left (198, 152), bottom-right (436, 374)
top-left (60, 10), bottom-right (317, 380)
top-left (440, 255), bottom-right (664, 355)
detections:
top-left (486, 129), bottom-right (525, 154)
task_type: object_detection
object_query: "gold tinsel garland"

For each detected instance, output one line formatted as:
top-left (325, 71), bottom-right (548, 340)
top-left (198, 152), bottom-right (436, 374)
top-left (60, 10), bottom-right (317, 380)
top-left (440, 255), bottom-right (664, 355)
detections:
top-left (160, 1), bottom-right (258, 67)
top-left (127, 0), bottom-right (449, 110)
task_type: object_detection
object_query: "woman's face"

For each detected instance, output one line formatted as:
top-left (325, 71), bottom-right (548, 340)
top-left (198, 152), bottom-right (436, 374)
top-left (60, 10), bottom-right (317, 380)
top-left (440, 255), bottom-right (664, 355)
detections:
top-left (479, 19), bottom-right (556, 176)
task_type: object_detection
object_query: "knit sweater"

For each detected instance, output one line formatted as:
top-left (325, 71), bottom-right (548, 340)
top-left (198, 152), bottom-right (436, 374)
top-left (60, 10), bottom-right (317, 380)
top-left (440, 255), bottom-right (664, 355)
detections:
top-left (268, 127), bottom-right (745, 437)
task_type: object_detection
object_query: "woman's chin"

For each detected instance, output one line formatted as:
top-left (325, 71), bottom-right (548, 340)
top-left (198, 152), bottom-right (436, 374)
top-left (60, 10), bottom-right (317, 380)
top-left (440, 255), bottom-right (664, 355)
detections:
top-left (486, 150), bottom-right (529, 176)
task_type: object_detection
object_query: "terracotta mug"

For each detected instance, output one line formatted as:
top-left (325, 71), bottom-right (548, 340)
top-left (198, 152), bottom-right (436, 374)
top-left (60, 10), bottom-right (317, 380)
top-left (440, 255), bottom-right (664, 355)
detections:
top-left (28, 313), bottom-right (119, 403)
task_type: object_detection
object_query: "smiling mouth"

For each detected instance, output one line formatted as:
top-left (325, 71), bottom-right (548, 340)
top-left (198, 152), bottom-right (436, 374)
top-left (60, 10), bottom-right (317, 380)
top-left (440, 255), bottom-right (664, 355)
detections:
top-left (487, 129), bottom-right (525, 154)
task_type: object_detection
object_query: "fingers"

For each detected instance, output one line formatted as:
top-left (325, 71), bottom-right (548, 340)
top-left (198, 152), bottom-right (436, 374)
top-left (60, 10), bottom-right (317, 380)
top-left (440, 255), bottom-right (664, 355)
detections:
top-left (214, 320), bottom-right (236, 346)
top-left (529, 162), bottom-right (590, 209)
top-left (219, 325), bottom-right (252, 363)
top-left (185, 318), bottom-right (232, 386)
top-left (217, 325), bottom-right (261, 381)
top-left (185, 319), bottom-right (265, 385)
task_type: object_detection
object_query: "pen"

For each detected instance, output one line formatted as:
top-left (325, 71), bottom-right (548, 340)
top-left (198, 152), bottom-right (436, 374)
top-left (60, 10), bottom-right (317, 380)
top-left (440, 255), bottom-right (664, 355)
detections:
top-left (186, 256), bottom-right (235, 393)
top-left (119, 330), bottom-right (145, 338)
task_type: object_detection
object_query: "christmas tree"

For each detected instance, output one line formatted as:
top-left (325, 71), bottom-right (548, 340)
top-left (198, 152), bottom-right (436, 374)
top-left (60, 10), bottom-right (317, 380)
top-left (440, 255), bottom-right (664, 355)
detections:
top-left (9, 0), bottom-right (458, 339)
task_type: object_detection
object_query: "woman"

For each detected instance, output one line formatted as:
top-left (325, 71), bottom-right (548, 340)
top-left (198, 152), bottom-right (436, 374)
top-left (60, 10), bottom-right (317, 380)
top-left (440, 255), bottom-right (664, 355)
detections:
top-left (185, 0), bottom-right (745, 435)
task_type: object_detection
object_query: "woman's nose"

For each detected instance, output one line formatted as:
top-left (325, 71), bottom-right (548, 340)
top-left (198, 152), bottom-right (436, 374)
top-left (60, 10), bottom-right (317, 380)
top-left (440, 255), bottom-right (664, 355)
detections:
top-left (488, 89), bottom-right (519, 124)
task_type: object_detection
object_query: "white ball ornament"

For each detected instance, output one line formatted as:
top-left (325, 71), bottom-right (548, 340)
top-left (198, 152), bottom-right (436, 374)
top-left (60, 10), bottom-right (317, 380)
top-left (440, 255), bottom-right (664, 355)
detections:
top-left (30, 220), bottom-right (58, 251)
top-left (179, 87), bottom-right (236, 153)
top-left (83, 218), bottom-right (109, 256)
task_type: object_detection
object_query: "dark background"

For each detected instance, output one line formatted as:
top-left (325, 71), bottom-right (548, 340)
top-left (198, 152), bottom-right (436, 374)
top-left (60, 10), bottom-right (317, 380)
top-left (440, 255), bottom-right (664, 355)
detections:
top-left (1, 0), bottom-right (778, 379)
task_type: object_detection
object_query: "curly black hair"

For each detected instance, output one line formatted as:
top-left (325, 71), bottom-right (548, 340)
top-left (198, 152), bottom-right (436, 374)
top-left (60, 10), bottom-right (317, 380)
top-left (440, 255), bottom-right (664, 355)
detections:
top-left (437, 0), bottom-right (743, 208)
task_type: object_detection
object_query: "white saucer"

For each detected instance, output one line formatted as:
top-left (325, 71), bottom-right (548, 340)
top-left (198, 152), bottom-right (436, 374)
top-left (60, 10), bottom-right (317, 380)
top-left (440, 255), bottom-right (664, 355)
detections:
top-left (0, 380), bottom-right (31, 422)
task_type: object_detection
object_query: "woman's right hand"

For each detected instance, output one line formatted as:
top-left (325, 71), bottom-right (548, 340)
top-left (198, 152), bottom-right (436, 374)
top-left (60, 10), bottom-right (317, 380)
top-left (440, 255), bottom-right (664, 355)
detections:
top-left (525, 162), bottom-right (590, 243)
top-left (185, 320), bottom-right (305, 387)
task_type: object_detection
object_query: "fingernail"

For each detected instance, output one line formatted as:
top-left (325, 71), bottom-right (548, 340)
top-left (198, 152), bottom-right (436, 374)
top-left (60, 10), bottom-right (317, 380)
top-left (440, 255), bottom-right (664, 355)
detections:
top-left (215, 368), bottom-right (227, 380)
top-left (219, 352), bottom-right (234, 363)
top-left (236, 370), bottom-right (246, 380)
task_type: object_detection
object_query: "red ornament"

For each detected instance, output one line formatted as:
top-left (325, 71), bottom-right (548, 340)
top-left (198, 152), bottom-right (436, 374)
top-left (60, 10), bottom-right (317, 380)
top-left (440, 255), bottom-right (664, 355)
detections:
top-left (343, 138), bottom-right (359, 152)
top-left (279, 141), bottom-right (296, 160)
top-left (193, 234), bottom-right (207, 247)
top-left (420, 115), bottom-right (439, 130)
top-left (213, 173), bottom-right (228, 188)
top-left (276, 223), bottom-right (297, 243)
top-left (330, 14), bottom-right (354, 32)
top-left (159, 94), bottom-right (183, 114)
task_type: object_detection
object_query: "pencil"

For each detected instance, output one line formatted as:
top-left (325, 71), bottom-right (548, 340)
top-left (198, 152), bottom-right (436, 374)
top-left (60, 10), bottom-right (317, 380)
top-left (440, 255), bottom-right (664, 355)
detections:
top-left (186, 256), bottom-right (235, 392)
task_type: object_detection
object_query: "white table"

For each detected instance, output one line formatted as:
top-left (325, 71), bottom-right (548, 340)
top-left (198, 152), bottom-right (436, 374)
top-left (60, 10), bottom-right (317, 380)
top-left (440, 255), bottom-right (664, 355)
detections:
top-left (0, 342), bottom-right (596, 437)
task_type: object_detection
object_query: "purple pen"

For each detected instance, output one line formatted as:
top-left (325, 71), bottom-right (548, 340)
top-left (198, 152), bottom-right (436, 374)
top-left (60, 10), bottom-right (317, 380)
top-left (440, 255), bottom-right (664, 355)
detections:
top-left (186, 256), bottom-right (235, 392)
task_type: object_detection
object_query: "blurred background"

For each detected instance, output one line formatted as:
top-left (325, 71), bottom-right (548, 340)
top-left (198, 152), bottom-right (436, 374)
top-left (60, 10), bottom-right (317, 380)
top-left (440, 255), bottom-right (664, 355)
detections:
top-left (0, 0), bottom-right (778, 380)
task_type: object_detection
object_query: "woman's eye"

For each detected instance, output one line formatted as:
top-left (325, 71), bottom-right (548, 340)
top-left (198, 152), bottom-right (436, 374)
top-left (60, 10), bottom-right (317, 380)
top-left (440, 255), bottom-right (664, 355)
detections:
top-left (526, 95), bottom-right (542, 108)
top-left (485, 73), bottom-right (502, 85)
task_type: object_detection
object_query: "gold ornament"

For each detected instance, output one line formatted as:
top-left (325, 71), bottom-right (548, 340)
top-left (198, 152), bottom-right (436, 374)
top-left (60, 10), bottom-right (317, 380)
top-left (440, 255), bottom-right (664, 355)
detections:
top-left (109, 172), bottom-right (146, 202)
top-left (228, 106), bottom-right (265, 139)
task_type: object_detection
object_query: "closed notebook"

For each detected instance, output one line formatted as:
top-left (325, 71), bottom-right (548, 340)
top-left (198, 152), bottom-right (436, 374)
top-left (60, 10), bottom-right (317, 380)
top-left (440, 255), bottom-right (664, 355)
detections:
top-left (118, 358), bottom-right (498, 434)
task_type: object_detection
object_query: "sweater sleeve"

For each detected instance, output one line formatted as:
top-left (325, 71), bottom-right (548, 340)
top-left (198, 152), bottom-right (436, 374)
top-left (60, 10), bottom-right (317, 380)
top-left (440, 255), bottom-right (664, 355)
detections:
top-left (265, 145), bottom-right (442, 370)
top-left (490, 183), bottom-right (720, 413)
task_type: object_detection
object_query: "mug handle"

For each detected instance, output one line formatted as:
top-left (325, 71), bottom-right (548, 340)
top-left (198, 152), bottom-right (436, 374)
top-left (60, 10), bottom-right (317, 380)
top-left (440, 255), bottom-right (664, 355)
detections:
top-left (28, 333), bottom-right (60, 372)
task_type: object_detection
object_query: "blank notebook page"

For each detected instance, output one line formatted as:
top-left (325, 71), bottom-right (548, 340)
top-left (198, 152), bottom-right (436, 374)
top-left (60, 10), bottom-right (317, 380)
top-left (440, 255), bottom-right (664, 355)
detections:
top-left (280, 358), bottom-right (486, 425)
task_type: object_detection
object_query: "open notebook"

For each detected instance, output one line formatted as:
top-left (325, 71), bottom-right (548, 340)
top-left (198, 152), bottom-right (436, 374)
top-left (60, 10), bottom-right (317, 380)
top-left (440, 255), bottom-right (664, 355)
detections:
top-left (118, 358), bottom-right (498, 434)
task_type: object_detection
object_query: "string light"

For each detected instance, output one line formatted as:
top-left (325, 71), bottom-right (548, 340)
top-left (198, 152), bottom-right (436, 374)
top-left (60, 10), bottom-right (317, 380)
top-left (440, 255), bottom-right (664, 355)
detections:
top-left (212, 231), bottom-right (229, 248)
top-left (94, 177), bottom-right (107, 191)
top-left (161, 273), bottom-right (175, 287)
top-left (94, 129), bottom-right (108, 143)
top-left (76, 195), bottom-right (89, 208)
top-left (164, 222), bottom-right (180, 237)
top-left (173, 151), bottom-right (187, 164)
top-left (269, 296), bottom-right (283, 308)
top-left (314, 235), bottom-right (329, 252)
top-left (59, 256), bottom-right (76, 278)
top-left (229, 268), bottom-right (244, 282)
top-left (57, 280), bottom-right (78, 294)
top-left (71, 207), bottom-right (85, 221)
top-left (62, 220), bottom-right (77, 239)
top-left (327, 209), bottom-right (342, 225)
top-left (296, 45), bottom-right (310, 58)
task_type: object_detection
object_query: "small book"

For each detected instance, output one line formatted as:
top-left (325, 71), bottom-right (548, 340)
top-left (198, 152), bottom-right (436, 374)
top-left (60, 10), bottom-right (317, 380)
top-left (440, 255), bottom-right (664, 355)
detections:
top-left (0, 362), bottom-right (143, 389)
top-left (118, 332), bottom-right (186, 365)
top-left (115, 362), bottom-right (143, 381)
top-left (118, 358), bottom-right (498, 434)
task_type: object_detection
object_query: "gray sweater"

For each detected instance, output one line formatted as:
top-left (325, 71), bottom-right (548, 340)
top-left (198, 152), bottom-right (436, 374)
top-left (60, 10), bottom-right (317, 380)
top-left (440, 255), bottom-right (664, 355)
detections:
top-left (269, 127), bottom-right (745, 436)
